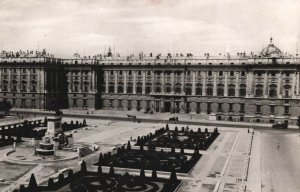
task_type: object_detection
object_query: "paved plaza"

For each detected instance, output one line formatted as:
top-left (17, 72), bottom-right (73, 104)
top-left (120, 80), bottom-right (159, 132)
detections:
top-left (0, 114), bottom-right (299, 191)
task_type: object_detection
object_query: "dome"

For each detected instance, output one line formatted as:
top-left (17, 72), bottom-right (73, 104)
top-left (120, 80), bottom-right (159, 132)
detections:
top-left (260, 37), bottom-right (282, 58)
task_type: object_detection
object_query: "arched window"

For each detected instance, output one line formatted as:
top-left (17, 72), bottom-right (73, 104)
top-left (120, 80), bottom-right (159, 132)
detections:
top-left (136, 82), bottom-right (143, 94)
top-left (175, 83), bottom-right (182, 94)
top-left (217, 84), bottom-right (224, 96)
top-left (185, 83), bottom-right (192, 95)
top-left (255, 84), bottom-right (263, 97)
top-left (196, 83), bottom-right (202, 95)
top-left (127, 82), bottom-right (133, 93)
top-left (239, 84), bottom-right (246, 96)
top-left (269, 84), bottom-right (277, 97)
top-left (83, 82), bottom-right (89, 92)
top-left (155, 82), bottom-right (161, 93)
top-left (146, 83), bottom-right (152, 94)
top-left (206, 84), bottom-right (213, 96)
top-left (165, 83), bottom-right (171, 93)
top-left (228, 84), bottom-right (235, 96)
top-left (108, 82), bottom-right (114, 93)
top-left (117, 82), bottom-right (123, 93)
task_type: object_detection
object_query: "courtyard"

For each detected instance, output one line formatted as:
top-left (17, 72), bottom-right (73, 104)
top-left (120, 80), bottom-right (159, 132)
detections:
top-left (0, 114), bottom-right (299, 191)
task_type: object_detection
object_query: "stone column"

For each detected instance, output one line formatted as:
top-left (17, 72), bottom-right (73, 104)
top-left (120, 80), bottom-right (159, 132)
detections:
top-left (235, 72), bottom-right (239, 97)
top-left (105, 71), bottom-right (109, 93)
top-left (80, 70), bottom-right (83, 93)
top-left (17, 69), bottom-right (21, 92)
top-left (114, 71), bottom-right (118, 94)
top-left (246, 71), bottom-right (253, 97)
top-left (90, 70), bottom-right (94, 92)
top-left (133, 71), bottom-right (136, 94)
top-left (142, 71), bottom-right (146, 94)
top-left (292, 72), bottom-right (296, 98)
top-left (26, 69), bottom-right (30, 92)
top-left (224, 72), bottom-right (228, 96)
top-left (171, 72), bottom-right (175, 93)
top-left (263, 72), bottom-right (268, 97)
top-left (213, 71), bottom-right (217, 96)
top-left (161, 71), bottom-right (165, 94)
top-left (8, 69), bottom-right (11, 92)
top-left (181, 72), bottom-right (185, 94)
top-left (202, 71), bottom-right (206, 96)
top-left (296, 72), bottom-right (300, 96)
top-left (277, 72), bottom-right (282, 98)
top-left (192, 71), bottom-right (196, 95)
top-left (124, 71), bottom-right (127, 94)
top-left (152, 71), bottom-right (155, 93)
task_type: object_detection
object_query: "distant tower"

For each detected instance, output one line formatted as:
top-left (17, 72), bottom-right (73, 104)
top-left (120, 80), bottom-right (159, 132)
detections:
top-left (107, 47), bottom-right (112, 57)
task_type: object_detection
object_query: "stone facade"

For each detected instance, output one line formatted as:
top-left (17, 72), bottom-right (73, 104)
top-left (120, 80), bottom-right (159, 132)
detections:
top-left (1, 40), bottom-right (300, 125)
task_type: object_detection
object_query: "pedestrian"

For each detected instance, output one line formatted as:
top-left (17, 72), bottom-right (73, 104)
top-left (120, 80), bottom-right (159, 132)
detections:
top-left (277, 142), bottom-right (280, 150)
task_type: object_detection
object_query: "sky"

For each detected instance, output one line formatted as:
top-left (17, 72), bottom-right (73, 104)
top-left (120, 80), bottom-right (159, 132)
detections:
top-left (0, 0), bottom-right (299, 58)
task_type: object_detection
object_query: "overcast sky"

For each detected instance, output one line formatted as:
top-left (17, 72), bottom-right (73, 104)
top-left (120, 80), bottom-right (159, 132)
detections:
top-left (0, 0), bottom-right (299, 58)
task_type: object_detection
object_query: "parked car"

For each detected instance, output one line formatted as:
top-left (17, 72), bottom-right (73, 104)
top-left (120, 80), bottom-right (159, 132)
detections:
top-left (272, 122), bottom-right (288, 129)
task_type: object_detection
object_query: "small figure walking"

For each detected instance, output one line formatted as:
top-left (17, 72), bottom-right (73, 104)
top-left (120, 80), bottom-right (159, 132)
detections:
top-left (277, 142), bottom-right (280, 150)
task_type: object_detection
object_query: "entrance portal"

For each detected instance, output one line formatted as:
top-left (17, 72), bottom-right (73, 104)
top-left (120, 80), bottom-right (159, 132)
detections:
top-left (164, 101), bottom-right (171, 112)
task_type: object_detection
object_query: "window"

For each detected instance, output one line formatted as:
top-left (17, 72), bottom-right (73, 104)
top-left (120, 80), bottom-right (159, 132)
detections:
top-left (165, 83), bottom-right (171, 93)
top-left (147, 71), bottom-right (151, 76)
top-left (118, 83), bottom-right (123, 93)
top-left (109, 99), bottom-right (113, 108)
top-left (128, 71), bottom-right (132, 75)
top-left (269, 84), bottom-right (277, 97)
top-left (109, 82), bottom-right (114, 93)
top-left (175, 83), bottom-right (181, 94)
top-left (196, 102), bottom-right (201, 114)
top-left (217, 84), bottom-right (224, 96)
top-left (240, 103), bottom-right (245, 112)
top-left (207, 103), bottom-right (211, 114)
top-left (219, 71), bottom-right (223, 76)
top-left (229, 103), bottom-right (233, 112)
top-left (270, 105), bottom-right (275, 114)
top-left (255, 85), bottom-right (263, 97)
top-left (206, 84), bottom-right (213, 96)
top-left (230, 71), bottom-right (234, 76)
top-left (31, 99), bottom-right (36, 108)
top-left (83, 99), bottom-right (87, 107)
top-left (185, 84), bottom-right (192, 95)
top-left (137, 100), bottom-right (141, 111)
top-left (241, 71), bottom-right (245, 76)
top-left (136, 82), bottom-right (143, 94)
top-left (196, 84), bottom-right (202, 95)
top-left (239, 84), bottom-right (246, 96)
top-left (271, 72), bottom-right (276, 76)
top-left (110, 71), bottom-right (113, 75)
top-left (73, 99), bottom-right (77, 107)
top-left (127, 83), bottom-right (133, 93)
top-left (155, 83), bottom-right (161, 93)
top-left (128, 100), bottom-right (132, 110)
top-left (284, 106), bottom-right (289, 114)
top-left (257, 72), bottom-right (262, 77)
top-left (256, 105), bottom-right (261, 113)
top-left (119, 71), bottom-right (123, 75)
top-left (138, 71), bottom-right (142, 75)
top-left (218, 103), bottom-right (223, 112)
top-left (146, 83), bottom-right (151, 94)
top-left (228, 84), bottom-right (235, 96)
top-left (208, 71), bottom-right (212, 76)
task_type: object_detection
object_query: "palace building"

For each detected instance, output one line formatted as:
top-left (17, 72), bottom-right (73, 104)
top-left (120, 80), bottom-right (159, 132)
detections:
top-left (1, 38), bottom-right (300, 125)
